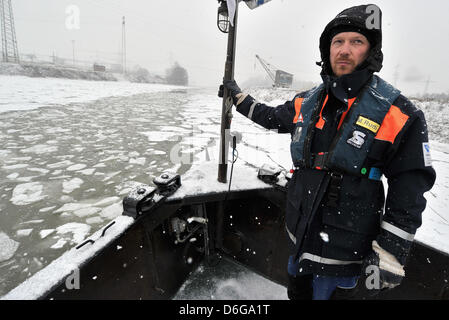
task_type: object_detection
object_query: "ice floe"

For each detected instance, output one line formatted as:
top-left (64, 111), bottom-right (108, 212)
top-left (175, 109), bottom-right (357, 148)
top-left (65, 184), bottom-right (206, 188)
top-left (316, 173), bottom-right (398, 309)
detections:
top-left (50, 239), bottom-right (67, 249)
top-left (99, 202), bottom-right (123, 220)
top-left (129, 157), bottom-right (146, 165)
top-left (2, 164), bottom-right (29, 170)
top-left (93, 196), bottom-right (120, 207)
top-left (20, 144), bottom-right (58, 154)
top-left (0, 232), bottom-right (19, 262)
top-left (39, 230), bottom-right (55, 239)
top-left (54, 203), bottom-right (91, 213)
top-left (55, 223), bottom-right (91, 244)
top-left (85, 217), bottom-right (104, 224)
top-left (38, 206), bottom-right (56, 213)
top-left (72, 207), bottom-right (101, 218)
top-left (77, 168), bottom-right (95, 175)
top-left (140, 131), bottom-right (179, 142)
top-left (6, 173), bottom-right (20, 179)
top-left (46, 160), bottom-right (74, 169)
top-left (66, 164), bottom-right (87, 171)
top-left (19, 219), bottom-right (44, 225)
top-left (11, 182), bottom-right (47, 206)
top-left (16, 229), bottom-right (33, 237)
top-left (62, 178), bottom-right (84, 194)
top-left (27, 168), bottom-right (50, 174)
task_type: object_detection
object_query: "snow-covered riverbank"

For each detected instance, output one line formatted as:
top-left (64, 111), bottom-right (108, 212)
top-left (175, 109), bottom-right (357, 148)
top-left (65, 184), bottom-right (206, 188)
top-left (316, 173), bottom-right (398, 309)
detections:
top-left (0, 75), bottom-right (184, 113)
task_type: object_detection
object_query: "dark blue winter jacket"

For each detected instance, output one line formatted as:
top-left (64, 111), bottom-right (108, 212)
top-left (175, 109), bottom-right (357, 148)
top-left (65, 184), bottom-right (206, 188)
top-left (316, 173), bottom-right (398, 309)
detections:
top-left (235, 71), bottom-right (436, 277)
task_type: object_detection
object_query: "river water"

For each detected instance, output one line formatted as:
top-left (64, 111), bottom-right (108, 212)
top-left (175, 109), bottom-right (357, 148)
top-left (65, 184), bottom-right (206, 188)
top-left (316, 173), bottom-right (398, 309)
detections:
top-left (0, 77), bottom-right (291, 298)
top-left (0, 86), bottom-right (212, 296)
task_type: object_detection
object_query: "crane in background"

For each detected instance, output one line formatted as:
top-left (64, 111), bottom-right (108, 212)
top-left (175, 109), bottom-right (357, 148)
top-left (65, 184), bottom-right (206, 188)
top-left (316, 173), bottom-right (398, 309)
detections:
top-left (255, 54), bottom-right (293, 88)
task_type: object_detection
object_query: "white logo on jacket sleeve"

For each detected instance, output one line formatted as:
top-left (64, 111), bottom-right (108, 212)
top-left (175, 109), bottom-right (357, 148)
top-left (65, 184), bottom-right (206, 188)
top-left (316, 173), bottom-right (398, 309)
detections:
top-left (347, 130), bottom-right (366, 149)
top-left (422, 142), bottom-right (432, 167)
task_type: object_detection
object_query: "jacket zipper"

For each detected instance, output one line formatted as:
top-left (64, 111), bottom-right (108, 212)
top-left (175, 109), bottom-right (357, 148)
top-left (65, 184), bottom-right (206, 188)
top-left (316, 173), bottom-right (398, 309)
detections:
top-left (326, 82), bottom-right (372, 163)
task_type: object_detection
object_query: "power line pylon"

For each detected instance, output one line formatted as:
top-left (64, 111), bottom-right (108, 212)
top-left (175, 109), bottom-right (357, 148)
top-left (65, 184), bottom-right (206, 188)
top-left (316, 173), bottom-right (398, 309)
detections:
top-left (0, 0), bottom-right (19, 63)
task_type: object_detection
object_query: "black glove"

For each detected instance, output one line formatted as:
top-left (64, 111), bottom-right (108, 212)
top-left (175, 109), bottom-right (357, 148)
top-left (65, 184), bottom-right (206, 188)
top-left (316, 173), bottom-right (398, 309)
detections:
top-left (358, 241), bottom-right (405, 297)
top-left (330, 247), bottom-right (405, 300)
top-left (218, 79), bottom-right (242, 105)
top-left (364, 253), bottom-right (404, 290)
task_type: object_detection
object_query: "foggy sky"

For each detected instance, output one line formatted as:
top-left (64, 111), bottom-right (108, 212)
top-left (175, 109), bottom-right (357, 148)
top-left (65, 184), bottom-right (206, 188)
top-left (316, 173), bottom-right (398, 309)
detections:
top-left (11, 0), bottom-right (449, 95)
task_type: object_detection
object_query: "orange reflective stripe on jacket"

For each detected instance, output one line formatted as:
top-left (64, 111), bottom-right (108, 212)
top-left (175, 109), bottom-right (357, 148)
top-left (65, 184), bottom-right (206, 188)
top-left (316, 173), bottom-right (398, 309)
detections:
top-left (375, 105), bottom-right (409, 144)
top-left (293, 97), bottom-right (304, 123)
top-left (315, 95), bottom-right (329, 129)
top-left (337, 97), bottom-right (357, 130)
top-left (314, 96), bottom-right (356, 131)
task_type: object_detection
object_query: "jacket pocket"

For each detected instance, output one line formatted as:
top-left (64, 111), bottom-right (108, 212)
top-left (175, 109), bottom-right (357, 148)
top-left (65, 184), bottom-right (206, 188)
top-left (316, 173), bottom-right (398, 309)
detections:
top-left (322, 176), bottom-right (384, 235)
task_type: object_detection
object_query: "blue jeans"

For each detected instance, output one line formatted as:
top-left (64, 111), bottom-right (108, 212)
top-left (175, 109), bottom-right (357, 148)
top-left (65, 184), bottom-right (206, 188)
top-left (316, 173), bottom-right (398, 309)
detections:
top-left (288, 255), bottom-right (358, 300)
top-left (312, 274), bottom-right (358, 300)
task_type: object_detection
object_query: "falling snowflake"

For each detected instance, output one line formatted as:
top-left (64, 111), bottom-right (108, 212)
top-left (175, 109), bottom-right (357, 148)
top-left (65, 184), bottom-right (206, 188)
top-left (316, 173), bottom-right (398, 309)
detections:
top-left (319, 232), bottom-right (329, 243)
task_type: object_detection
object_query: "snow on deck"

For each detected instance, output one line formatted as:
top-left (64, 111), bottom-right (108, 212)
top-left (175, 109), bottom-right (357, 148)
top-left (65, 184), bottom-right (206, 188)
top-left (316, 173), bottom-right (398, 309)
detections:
top-left (169, 161), bottom-right (273, 200)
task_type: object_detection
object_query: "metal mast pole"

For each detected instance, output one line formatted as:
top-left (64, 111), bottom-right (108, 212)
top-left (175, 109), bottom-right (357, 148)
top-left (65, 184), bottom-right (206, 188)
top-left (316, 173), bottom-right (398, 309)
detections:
top-left (217, 3), bottom-right (238, 183)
